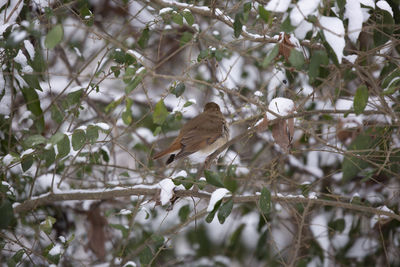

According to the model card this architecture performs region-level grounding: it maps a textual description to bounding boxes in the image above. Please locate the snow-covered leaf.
[319,16,345,63]
[183,10,195,25]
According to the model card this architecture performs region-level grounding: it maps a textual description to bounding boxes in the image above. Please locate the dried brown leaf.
[288,117,294,143]
[271,105,296,152]
[336,120,361,144]
[256,115,269,132]
[278,33,295,62]
[272,120,290,153]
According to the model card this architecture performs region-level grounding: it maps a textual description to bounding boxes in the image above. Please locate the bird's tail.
[153,141,180,160]
[153,149,171,159]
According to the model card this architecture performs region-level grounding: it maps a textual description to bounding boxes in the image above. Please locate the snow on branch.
[13,187,400,222]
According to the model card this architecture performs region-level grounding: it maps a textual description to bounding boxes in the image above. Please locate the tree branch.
[13,188,400,222]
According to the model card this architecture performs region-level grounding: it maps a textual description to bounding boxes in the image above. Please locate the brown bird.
[153,102,229,165]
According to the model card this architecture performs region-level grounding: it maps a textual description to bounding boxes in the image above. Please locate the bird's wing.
[175,114,225,159]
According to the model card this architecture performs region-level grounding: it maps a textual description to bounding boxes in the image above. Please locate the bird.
[153,102,229,165]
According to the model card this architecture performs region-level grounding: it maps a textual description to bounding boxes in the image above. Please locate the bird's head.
[204,102,221,112]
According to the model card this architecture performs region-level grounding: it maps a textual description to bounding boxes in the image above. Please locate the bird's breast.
[200,121,229,154]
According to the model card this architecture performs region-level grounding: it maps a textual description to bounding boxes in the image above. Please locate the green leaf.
[32,48,47,73]
[44,243,60,264]
[109,224,129,238]
[204,170,225,187]
[23,74,42,91]
[86,125,99,144]
[197,49,209,61]
[72,129,86,151]
[66,89,83,107]
[180,31,193,46]
[259,187,271,215]
[21,155,34,172]
[183,10,195,25]
[205,199,222,223]
[153,99,168,125]
[280,17,295,33]
[258,5,270,23]
[382,81,400,95]
[49,132,65,145]
[123,67,137,83]
[80,6,94,26]
[57,134,70,158]
[138,27,150,49]
[51,104,63,124]
[328,218,345,233]
[342,128,384,182]
[8,250,24,266]
[172,12,183,25]
[24,134,46,147]
[388,151,400,174]
[151,234,165,249]
[381,69,400,95]
[224,165,238,192]
[20,87,44,132]
[45,24,64,49]
[43,147,56,167]
[139,246,153,265]
[320,36,339,66]
[337,0,346,14]
[40,216,56,234]
[153,126,162,136]
[125,69,146,94]
[214,49,224,61]
[172,82,185,97]
[105,96,123,113]
[242,2,252,23]
[228,224,245,249]
[309,50,329,83]
[353,85,369,115]
[178,205,190,222]
[262,44,279,68]
[122,98,133,125]
[101,148,110,162]
[289,49,305,69]
[233,13,243,38]
[173,176,194,190]
[183,101,193,107]
[381,66,400,88]
[373,9,394,47]
[121,110,132,125]
[112,49,126,64]
[0,199,15,229]
[111,66,120,77]
[217,198,233,224]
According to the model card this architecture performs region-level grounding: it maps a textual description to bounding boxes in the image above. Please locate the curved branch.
[13,187,160,213]
[153,0,324,49]
[13,187,400,222]
[154,0,275,43]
